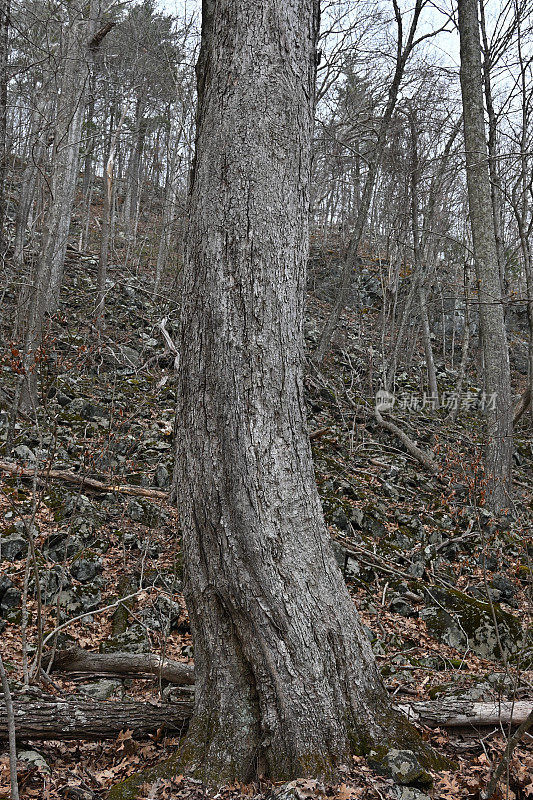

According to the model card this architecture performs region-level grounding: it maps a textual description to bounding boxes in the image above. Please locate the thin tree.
[458,0,513,510]
[175,0,433,782]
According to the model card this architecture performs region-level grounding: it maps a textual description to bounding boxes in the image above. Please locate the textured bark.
[0,695,191,741]
[458,0,513,511]
[176,0,426,784]
[0,0,9,251]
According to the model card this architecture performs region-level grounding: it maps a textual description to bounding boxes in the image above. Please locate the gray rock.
[45,533,83,562]
[382,749,432,788]
[13,445,36,462]
[421,586,523,661]
[389,788,430,800]
[100,623,151,654]
[70,556,102,583]
[127,499,144,522]
[0,586,21,611]
[389,596,418,618]
[154,464,169,488]
[17,749,50,774]
[79,679,122,700]
[1,534,27,561]
[491,574,516,601]
[55,585,102,615]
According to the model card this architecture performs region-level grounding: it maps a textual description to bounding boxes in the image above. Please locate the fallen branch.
[399,700,533,729]
[373,408,439,475]
[309,427,333,441]
[0,695,191,740]
[47,649,194,686]
[0,461,168,500]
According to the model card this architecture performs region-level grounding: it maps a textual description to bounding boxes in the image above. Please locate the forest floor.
[0,239,532,800]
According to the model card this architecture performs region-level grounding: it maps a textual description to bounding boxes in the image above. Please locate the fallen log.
[47,649,194,686]
[1,695,531,741]
[0,695,192,740]
[0,461,168,500]
[373,408,439,475]
[398,700,533,729]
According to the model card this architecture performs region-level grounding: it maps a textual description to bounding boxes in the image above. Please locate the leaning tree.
[175,0,433,783]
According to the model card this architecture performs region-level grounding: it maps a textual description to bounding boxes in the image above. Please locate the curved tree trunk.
[176,0,428,784]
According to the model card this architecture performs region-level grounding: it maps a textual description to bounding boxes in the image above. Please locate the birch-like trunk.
[176,0,429,783]
[458,0,513,510]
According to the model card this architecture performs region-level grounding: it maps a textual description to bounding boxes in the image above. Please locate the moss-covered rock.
[420,587,523,662]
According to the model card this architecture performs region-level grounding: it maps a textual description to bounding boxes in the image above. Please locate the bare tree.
[458,0,513,510]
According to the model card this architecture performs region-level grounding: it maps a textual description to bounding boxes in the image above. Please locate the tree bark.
[0,0,9,252]
[175,0,429,784]
[458,0,513,511]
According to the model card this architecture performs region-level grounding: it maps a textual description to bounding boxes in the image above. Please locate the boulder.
[420,586,523,662]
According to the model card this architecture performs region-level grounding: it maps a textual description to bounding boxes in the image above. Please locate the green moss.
[108,751,184,800]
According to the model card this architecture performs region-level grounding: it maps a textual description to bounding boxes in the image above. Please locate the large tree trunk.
[458,0,513,511]
[175,0,428,785]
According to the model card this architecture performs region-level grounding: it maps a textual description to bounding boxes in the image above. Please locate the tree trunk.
[0,0,9,251]
[458,0,513,511]
[175,0,429,784]
[409,109,438,403]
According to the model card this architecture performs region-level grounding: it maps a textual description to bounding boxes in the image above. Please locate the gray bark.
[458,0,513,510]
[175,0,426,784]
[0,0,9,251]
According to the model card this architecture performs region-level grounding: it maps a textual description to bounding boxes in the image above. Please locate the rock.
[13,444,36,462]
[70,556,102,583]
[100,623,151,654]
[389,788,430,800]
[382,749,432,788]
[17,749,50,774]
[0,575,16,597]
[389,596,418,618]
[45,533,83,562]
[0,586,21,612]
[154,464,169,488]
[79,679,122,700]
[127,499,144,522]
[1,534,27,561]
[420,586,523,661]
[491,573,516,602]
[55,585,102,615]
